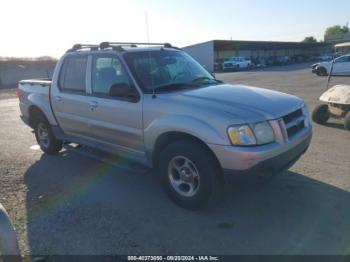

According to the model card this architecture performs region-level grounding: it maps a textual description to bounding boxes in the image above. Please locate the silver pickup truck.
[18,42,312,210]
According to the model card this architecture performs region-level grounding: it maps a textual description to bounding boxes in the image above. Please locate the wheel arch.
[317,66,328,76]
[152,131,223,180]
[28,105,48,128]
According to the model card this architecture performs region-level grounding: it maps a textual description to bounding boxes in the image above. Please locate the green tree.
[324,25,350,38]
[302,36,317,43]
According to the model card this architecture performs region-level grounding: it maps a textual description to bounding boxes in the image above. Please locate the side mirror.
[109,83,139,102]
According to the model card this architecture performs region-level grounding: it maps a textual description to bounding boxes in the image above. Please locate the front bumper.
[311,64,320,73]
[312,68,318,73]
[208,127,312,176]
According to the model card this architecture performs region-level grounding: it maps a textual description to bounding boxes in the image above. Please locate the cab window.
[59,55,87,92]
[92,56,129,94]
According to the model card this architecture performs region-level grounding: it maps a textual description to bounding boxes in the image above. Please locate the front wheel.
[312,104,330,125]
[34,116,63,154]
[159,140,220,210]
[316,67,327,76]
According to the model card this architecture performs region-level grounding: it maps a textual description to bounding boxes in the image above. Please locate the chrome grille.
[282,108,305,138]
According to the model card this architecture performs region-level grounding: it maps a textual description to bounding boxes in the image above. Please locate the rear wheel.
[159,140,220,210]
[312,104,330,125]
[344,111,350,131]
[34,116,62,154]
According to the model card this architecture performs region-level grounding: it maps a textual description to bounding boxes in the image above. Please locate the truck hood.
[178,84,304,121]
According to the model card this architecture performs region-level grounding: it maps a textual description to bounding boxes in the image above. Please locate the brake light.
[16,88,22,101]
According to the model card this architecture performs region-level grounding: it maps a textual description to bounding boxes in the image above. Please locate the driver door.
[86,54,144,153]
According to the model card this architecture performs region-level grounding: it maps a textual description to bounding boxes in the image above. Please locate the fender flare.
[27,93,58,126]
[144,115,229,164]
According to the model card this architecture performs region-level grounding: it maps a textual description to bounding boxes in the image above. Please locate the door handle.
[89,101,98,110]
[54,96,62,102]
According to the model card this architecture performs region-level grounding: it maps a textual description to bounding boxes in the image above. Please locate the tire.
[312,104,330,125]
[34,115,62,154]
[344,111,350,131]
[158,139,220,210]
[316,67,327,76]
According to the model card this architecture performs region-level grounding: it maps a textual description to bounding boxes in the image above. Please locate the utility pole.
[145,12,150,43]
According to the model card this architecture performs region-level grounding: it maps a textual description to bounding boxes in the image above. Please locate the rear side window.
[59,56,87,92]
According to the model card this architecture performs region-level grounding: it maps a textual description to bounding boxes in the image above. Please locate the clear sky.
[1,0,349,58]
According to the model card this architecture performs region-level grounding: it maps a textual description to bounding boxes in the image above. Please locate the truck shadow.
[24,151,350,255]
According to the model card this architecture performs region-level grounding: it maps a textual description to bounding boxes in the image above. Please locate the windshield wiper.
[151,77,223,94]
[191,76,223,84]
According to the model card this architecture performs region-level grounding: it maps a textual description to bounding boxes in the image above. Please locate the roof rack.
[66,42,180,53]
[66,44,99,53]
[99,42,176,50]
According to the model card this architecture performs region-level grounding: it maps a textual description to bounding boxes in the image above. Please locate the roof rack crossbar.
[99,42,174,49]
[66,44,99,53]
[66,42,180,53]
[110,42,172,46]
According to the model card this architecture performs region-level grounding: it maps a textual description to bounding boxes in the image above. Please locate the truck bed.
[18,78,57,127]
[19,78,52,87]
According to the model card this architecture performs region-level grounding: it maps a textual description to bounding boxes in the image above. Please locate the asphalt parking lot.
[0,63,350,255]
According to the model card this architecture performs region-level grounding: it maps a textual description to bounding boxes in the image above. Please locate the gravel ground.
[0,88,16,100]
[0,64,350,255]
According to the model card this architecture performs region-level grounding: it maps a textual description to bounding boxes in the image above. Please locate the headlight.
[251,121,275,145]
[302,104,311,127]
[228,125,256,146]
[228,121,274,146]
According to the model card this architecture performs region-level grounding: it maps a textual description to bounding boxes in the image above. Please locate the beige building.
[325,32,350,44]
[325,32,350,53]
[183,40,331,72]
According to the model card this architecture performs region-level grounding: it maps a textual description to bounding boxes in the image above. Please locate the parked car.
[222,56,252,71]
[250,58,263,68]
[318,54,334,61]
[266,56,277,66]
[18,42,312,210]
[275,56,290,65]
[290,54,308,63]
[214,58,225,71]
[312,54,350,76]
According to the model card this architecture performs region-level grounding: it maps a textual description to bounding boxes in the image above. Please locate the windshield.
[124,50,217,93]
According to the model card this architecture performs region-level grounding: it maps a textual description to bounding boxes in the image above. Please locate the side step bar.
[62,143,150,175]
